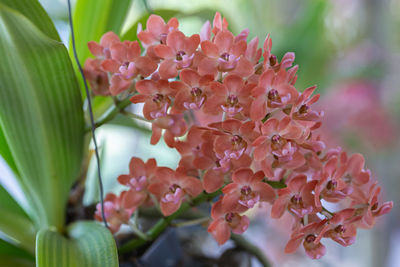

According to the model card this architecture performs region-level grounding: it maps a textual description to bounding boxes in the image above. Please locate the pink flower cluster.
[90,13,393,259]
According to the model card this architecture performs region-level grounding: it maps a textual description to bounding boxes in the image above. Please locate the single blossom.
[130,79,176,120]
[170,69,214,112]
[95,190,143,233]
[154,30,200,79]
[204,74,254,117]
[222,168,275,211]
[208,198,250,245]
[148,167,203,216]
[271,174,316,218]
[285,219,327,259]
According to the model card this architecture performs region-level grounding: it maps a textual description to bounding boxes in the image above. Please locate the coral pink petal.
[154,44,175,59]
[198,57,218,77]
[150,124,163,145]
[181,176,203,196]
[271,196,288,218]
[135,56,158,77]
[209,219,230,245]
[215,31,234,53]
[284,235,304,254]
[100,32,120,47]
[88,41,103,57]
[129,157,146,177]
[101,59,120,73]
[201,41,219,57]
[203,169,225,193]
[159,59,178,79]
[232,168,254,184]
[160,200,181,216]
[254,182,275,203]
[117,174,130,185]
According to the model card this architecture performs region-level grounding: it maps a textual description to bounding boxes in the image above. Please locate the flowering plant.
[86,12,393,260]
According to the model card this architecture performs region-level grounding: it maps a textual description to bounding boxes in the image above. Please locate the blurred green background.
[14,0,400,266]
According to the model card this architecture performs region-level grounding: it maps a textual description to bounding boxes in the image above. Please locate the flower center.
[152,93,164,103]
[290,194,302,205]
[299,104,309,114]
[305,234,316,243]
[191,87,202,97]
[240,186,252,196]
[334,224,346,234]
[176,50,186,61]
[169,183,180,193]
[268,89,280,101]
[269,55,277,66]
[326,180,337,190]
[159,33,168,44]
[220,52,230,62]
[226,95,238,106]
[225,212,234,222]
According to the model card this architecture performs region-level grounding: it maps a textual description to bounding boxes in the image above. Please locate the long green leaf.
[0,239,35,267]
[0,4,84,230]
[0,185,35,253]
[0,124,18,174]
[0,0,59,40]
[36,222,118,267]
[0,0,59,176]
[71,0,132,68]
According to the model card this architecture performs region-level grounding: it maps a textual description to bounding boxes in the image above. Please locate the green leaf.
[71,0,133,70]
[0,0,59,175]
[0,123,18,174]
[36,221,118,267]
[0,0,60,40]
[0,239,35,266]
[0,185,36,253]
[0,4,84,230]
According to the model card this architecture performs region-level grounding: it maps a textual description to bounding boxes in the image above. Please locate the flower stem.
[231,234,272,267]
[118,190,220,254]
[172,217,210,228]
[85,97,132,132]
[128,220,149,241]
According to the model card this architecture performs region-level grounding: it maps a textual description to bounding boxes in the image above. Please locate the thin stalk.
[118,190,220,254]
[172,217,210,228]
[85,97,133,132]
[231,234,272,267]
[67,0,107,229]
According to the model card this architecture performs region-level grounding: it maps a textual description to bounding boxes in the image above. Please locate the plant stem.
[118,190,220,254]
[172,217,210,228]
[85,97,132,132]
[231,234,272,267]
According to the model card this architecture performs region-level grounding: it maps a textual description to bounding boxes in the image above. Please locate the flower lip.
[334,224,346,234]
[305,234,316,243]
[299,104,309,114]
[152,93,164,103]
[169,183,180,193]
[326,180,337,190]
[176,50,186,61]
[269,55,277,66]
[220,52,230,61]
[191,87,203,97]
[226,95,239,106]
[271,134,281,144]
[290,194,302,205]
[225,212,234,222]
[268,89,280,101]
[240,185,252,196]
